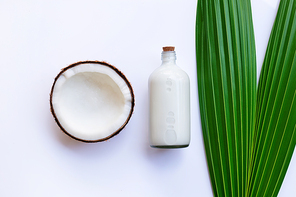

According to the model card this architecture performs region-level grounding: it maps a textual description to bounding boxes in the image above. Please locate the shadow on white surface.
[145,147,183,169]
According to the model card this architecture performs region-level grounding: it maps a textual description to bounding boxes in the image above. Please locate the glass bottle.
[149,46,190,148]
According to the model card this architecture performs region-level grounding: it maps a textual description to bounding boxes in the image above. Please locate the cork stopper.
[163,46,175,51]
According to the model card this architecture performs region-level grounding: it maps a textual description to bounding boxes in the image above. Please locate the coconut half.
[50,61,135,142]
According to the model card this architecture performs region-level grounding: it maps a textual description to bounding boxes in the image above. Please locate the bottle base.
[150,144,189,149]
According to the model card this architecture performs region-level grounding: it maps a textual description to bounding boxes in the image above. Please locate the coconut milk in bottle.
[149,46,190,148]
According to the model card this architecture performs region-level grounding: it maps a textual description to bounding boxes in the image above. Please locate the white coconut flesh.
[51,62,133,142]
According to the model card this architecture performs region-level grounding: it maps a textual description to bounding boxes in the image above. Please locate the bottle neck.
[161,51,176,64]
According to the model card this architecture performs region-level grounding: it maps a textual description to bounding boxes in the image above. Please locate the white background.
[0,0,295,196]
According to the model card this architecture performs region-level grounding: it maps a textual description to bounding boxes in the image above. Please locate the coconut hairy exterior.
[50,61,135,143]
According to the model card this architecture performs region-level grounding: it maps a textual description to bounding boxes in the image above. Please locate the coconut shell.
[50,60,135,143]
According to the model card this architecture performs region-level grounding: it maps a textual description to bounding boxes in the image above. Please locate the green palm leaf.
[196,0,256,196]
[248,0,296,196]
[196,0,296,196]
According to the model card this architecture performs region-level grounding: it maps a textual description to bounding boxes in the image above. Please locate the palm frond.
[195,0,256,196]
[248,0,296,196]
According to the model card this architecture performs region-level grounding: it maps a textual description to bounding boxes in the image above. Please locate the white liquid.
[149,50,190,148]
